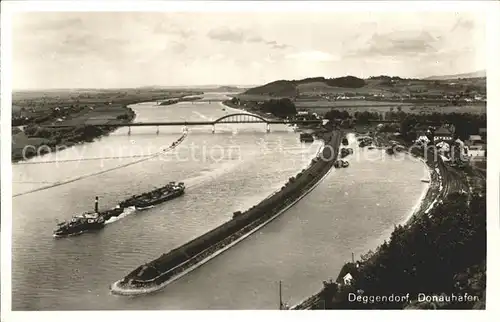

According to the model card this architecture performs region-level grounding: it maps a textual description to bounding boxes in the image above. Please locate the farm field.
[295,101,486,116]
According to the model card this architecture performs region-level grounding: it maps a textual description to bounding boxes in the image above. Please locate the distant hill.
[216,86,241,92]
[425,70,486,80]
[243,76,366,97]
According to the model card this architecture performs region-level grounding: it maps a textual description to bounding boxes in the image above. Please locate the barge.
[119,182,185,209]
[110,131,343,295]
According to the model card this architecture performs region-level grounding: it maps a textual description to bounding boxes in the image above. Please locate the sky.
[12,11,486,89]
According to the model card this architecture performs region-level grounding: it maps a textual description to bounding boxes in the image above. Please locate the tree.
[400,115,418,142]
[261,98,297,118]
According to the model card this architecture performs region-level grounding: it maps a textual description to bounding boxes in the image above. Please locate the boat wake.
[52,231,83,238]
[104,207,136,225]
[136,205,155,211]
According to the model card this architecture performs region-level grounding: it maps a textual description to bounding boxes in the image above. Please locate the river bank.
[12,89,202,163]
[222,100,278,120]
[12,106,136,163]
[110,130,342,295]
[222,100,322,134]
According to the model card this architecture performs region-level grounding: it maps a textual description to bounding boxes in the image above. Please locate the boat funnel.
[95,196,99,213]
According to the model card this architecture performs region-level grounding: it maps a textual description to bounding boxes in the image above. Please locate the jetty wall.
[122,131,341,287]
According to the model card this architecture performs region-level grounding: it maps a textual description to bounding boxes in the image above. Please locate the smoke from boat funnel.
[95,196,99,213]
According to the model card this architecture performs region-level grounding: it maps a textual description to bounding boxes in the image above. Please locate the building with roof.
[469,134,482,142]
[415,131,431,145]
[433,125,454,142]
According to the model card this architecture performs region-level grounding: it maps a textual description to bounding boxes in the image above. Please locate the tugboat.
[119,182,185,209]
[53,212,105,238]
[53,197,123,238]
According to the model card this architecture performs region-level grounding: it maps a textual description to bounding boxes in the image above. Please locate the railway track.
[290,293,323,310]
[437,157,469,199]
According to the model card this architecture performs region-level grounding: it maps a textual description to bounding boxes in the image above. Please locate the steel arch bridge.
[213,113,269,124]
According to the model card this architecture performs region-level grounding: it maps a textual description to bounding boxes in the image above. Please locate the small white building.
[343,273,353,285]
[415,132,430,145]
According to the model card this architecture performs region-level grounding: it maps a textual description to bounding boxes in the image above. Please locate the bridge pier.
[128,126,131,136]
[156,126,159,135]
[212,124,215,134]
[266,123,270,133]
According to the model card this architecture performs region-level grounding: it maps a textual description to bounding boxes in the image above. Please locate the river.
[12,93,427,310]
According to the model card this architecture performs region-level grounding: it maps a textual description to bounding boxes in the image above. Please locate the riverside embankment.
[110,130,343,295]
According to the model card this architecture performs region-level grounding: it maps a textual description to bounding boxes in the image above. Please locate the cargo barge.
[119,182,185,209]
[111,131,342,295]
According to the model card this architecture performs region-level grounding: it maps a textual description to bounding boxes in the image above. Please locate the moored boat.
[340,147,353,158]
[334,160,349,168]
